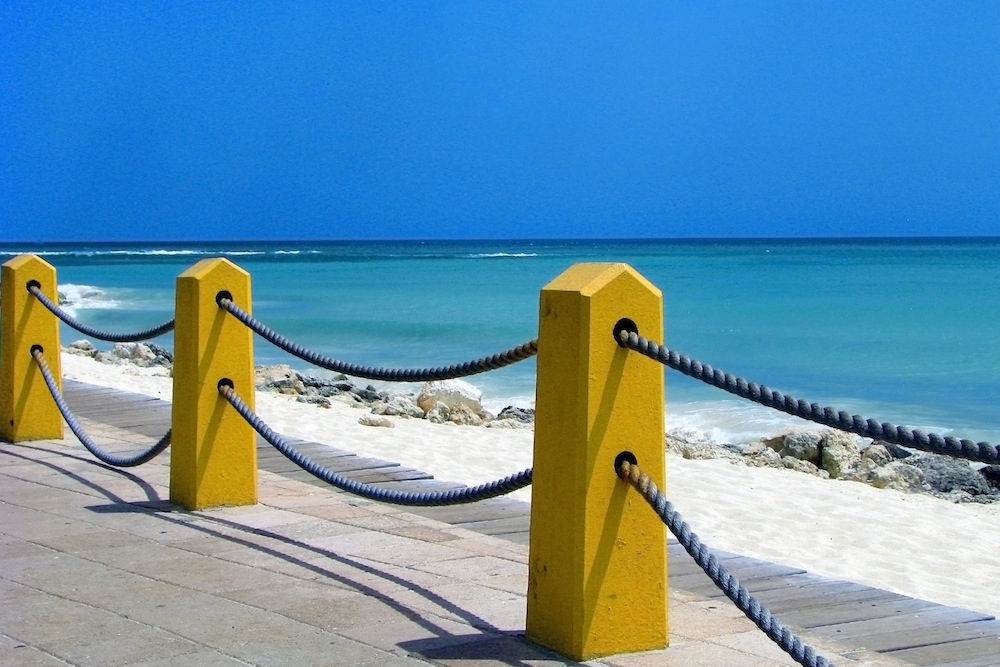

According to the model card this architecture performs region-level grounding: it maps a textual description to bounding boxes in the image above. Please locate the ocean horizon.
[3,237,999,446]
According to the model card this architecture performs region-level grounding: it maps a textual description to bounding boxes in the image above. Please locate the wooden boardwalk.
[55,379,1000,666]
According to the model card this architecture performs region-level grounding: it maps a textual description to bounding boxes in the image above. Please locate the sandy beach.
[60,352,1000,620]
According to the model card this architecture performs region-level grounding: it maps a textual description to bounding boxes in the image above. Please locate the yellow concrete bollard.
[170,258,257,510]
[0,255,63,442]
[526,263,667,660]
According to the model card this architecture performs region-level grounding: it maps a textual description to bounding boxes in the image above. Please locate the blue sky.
[3,2,1000,242]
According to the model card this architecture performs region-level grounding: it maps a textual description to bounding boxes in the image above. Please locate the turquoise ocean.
[3,238,999,446]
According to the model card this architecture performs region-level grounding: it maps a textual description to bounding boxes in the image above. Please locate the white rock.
[417,379,483,415]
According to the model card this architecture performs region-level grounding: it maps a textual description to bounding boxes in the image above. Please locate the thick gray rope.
[616,459,834,667]
[30,347,172,467]
[218,296,537,382]
[618,330,1000,465]
[219,383,532,505]
[28,283,175,342]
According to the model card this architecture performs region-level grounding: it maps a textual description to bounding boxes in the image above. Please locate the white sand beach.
[61,352,1000,619]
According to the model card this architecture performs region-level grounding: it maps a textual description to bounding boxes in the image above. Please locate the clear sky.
[3,2,1000,242]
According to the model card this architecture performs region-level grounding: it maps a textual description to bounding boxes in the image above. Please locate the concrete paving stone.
[0,503,97,542]
[477,572,530,595]
[99,547,299,594]
[229,516,368,543]
[339,615,497,657]
[295,553,456,597]
[222,579,438,633]
[0,595,199,667]
[38,527,153,554]
[201,503,321,530]
[124,649,256,666]
[0,643,73,667]
[309,530,471,567]
[284,501,389,522]
[442,535,530,563]
[598,637,794,667]
[710,630,805,665]
[222,628,437,667]
[391,581,525,633]
[416,633,581,666]
[386,523,466,543]
[0,579,49,606]
[413,555,528,581]
[666,597,764,641]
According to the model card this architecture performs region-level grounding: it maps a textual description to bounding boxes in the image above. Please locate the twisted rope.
[219,383,532,505]
[618,330,1000,465]
[218,296,537,382]
[28,283,175,342]
[31,347,171,467]
[616,459,834,667]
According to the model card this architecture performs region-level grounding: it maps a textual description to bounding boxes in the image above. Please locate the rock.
[820,431,862,479]
[861,443,893,468]
[111,342,158,366]
[354,385,383,403]
[878,441,914,460]
[781,457,825,477]
[906,455,993,496]
[66,340,97,356]
[298,371,353,396]
[255,364,305,395]
[143,343,173,365]
[448,404,484,426]
[486,419,532,429]
[761,433,787,453]
[93,351,116,365]
[296,395,331,408]
[371,394,423,418]
[425,402,450,424]
[779,431,822,464]
[496,406,535,423]
[358,415,394,428]
[666,434,725,460]
[980,465,1000,491]
[870,461,925,492]
[417,379,483,415]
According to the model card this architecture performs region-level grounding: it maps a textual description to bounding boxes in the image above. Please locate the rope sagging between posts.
[616,458,835,667]
[617,329,1000,465]
[218,382,533,505]
[217,296,538,382]
[28,283,175,343]
[30,347,172,467]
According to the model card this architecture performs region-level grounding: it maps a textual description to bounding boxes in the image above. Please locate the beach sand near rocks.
[59,352,1000,620]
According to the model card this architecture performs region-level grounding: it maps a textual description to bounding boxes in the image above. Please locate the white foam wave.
[667,400,808,445]
[58,284,120,314]
[466,252,539,259]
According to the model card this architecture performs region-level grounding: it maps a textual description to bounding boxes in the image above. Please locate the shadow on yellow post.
[0,255,63,442]
[171,258,257,510]
[527,263,667,660]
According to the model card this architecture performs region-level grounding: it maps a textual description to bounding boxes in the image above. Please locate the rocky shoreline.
[66,340,1000,504]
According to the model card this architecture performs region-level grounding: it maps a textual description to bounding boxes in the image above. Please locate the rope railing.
[217,295,538,382]
[617,329,1000,465]
[28,283,175,342]
[616,457,835,667]
[30,346,172,467]
[218,381,533,505]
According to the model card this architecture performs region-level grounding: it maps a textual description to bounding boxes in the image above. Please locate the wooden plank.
[850,619,1000,653]
[809,605,995,640]
[791,597,942,630]
[888,635,1000,666]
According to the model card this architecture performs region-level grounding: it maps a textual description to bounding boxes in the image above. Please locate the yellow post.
[526,263,667,660]
[0,255,63,442]
[170,258,257,509]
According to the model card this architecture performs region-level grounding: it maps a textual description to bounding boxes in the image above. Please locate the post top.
[541,263,661,299]
[177,257,250,281]
[1,253,56,274]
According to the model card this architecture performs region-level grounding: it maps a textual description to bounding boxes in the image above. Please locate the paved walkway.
[2,415,906,665]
